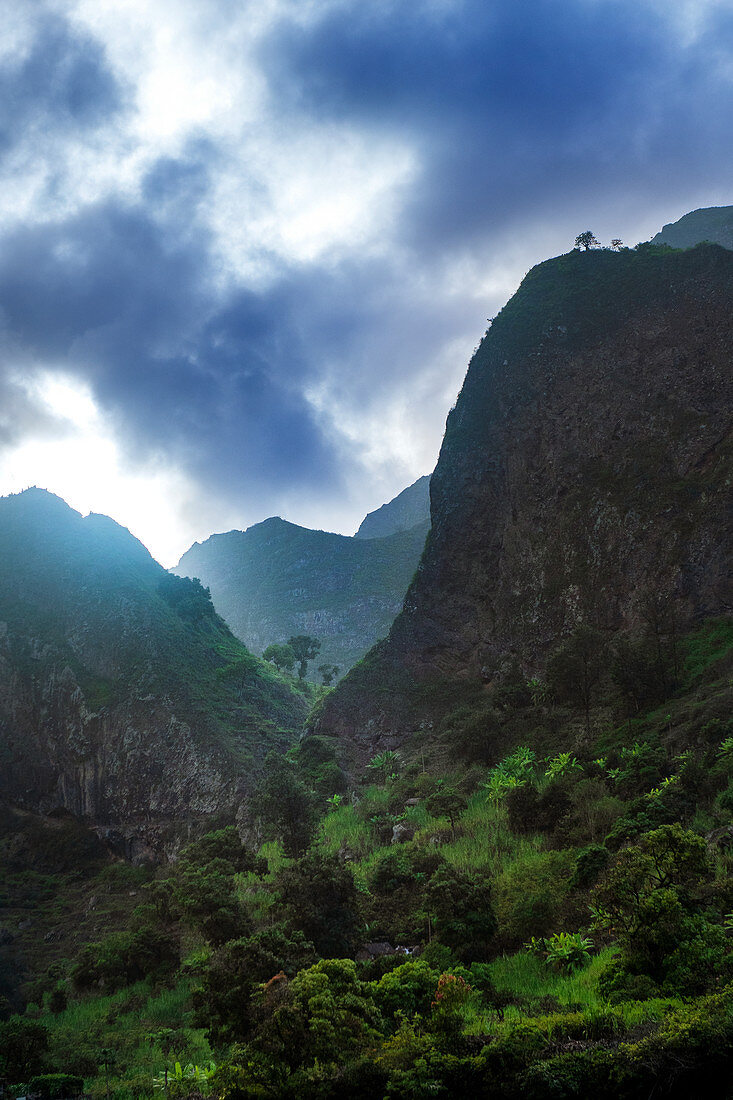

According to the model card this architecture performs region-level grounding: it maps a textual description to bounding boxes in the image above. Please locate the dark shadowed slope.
[317,242,733,761]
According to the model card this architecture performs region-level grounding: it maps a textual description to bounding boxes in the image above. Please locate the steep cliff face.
[175,515,428,674]
[355,475,431,539]
[318,243,733,753]
[0,490,308,847]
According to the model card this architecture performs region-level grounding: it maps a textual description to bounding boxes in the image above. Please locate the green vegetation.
[1,611,730,1096]
[2,234,733,1095]
[174,514,430,674]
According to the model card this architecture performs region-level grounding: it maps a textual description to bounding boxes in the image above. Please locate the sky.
[1,0,732,566]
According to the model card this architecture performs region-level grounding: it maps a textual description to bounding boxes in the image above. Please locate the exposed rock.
[356,941,395,961]
[318,243,733,760]
[706,825,733,852]
[391,822,415,844]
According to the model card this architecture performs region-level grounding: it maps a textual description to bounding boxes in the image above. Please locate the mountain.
[652,204,733,250]
[354,475,431,539]
[174,515,429,675]
[317,241,733,758]
[0,489,308,852]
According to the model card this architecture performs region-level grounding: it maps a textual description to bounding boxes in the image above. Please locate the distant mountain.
[0,489,307,851]
[355,475,431,539]
[175,513,429,676]
[652,205,733,250]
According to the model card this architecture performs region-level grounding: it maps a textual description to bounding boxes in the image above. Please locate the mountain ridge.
[175,510,429,674]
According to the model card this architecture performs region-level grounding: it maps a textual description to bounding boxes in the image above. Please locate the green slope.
[175,515,429,674]
[0,489,308,831]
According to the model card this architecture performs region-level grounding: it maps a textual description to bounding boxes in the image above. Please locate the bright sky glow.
[3,374,207,566]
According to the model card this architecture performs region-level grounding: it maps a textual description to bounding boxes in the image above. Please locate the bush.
[0,1016,49,1081]
[71,927,179,991]
[28,1075,83,1100]
[374,960,440,1022]
[495,850,573,948]
[570,845,609,889]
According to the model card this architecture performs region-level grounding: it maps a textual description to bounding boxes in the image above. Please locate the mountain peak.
[652,204,733,250]
[355,475,431,539]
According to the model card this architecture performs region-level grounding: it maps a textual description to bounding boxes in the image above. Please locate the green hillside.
[0,489,308,829]
[175,516,429,675]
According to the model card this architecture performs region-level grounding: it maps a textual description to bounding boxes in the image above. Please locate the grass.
[434,794,544,876]
[488,946,615,1010]
[318,805,374,859]
[683,617,733,683]
[41,976,213,1100]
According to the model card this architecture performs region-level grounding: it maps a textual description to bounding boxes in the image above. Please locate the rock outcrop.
[317,242,733,758]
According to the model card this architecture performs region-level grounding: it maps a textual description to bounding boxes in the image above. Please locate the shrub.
[28,1075,84,1100]
[71,927,179,991]
[374,960,440,1021]
[495,850,573,947]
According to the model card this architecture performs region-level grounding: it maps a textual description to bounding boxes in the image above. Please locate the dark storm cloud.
[0,197,346,495]
[2,0,733,529]
[0,13,123,153]
[260,0,733,247]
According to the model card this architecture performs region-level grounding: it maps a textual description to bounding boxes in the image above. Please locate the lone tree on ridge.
[575,230,600,251]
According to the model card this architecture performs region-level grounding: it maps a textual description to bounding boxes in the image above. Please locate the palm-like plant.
[367,750,401,784]
[544,752,582,779]
[543,931,593,973]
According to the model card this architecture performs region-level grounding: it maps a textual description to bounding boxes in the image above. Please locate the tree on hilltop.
[575,230,600,251]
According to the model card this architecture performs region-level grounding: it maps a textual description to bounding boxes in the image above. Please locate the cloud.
[1,0,732,557]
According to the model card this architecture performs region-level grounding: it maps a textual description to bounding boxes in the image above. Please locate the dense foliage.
[0,613,731,1097]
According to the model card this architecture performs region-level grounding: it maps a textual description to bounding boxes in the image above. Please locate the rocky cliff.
[355,475,431,539]
[317,241,733,756]
[0,490,308,852]
[175,515,429,674]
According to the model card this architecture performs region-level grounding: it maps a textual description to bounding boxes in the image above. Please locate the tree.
[425,864,496,958]
[592,824,714,985]
[193,926,315,1045]
[426,787,467,837]
[262,643,296,674]
[0,1016,49,1081]
[546,625,606,736]
[611,238,623,250]
[287,635,321,680]
[318,663,340,686]
[575,230,600,251]
[250,751,318,856]
[274,854,362,958]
